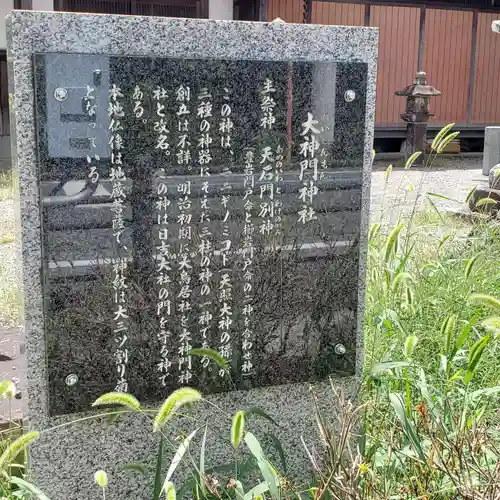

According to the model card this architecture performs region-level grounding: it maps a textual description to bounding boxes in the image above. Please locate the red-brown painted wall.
[370,5,420,125]
[422,8,473,124]
[472,12,500,124]
[268,0,303,23]
[273,0,500,127]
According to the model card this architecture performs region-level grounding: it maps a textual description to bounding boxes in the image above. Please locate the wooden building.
[269,0,500,142]
[1,0,500,157]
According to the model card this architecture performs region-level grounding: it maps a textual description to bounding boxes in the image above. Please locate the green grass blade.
[450,315,478,360]
[199,425,207,496]
[384,224,404,263]
[384,164,393,181]
[370,361,410,375]
[265,432,287,474]
[245,407,279,427]
[9,477,51,500]
[0,381,16,399]
[426,192,463,204]
[153,388,202,432]
[465,253,481,280]
[404,335,418,359]
[92,392,141,411]
[0,432,39,471]
[465,336,490,385]
[164,481,176,500]
[469,294,500,310]
[389,394,426,463]
[465,186,477,203]
[189,348,228,371]
[404,151,421,169]
[442,315,457,355]
[470,386,500,400]
[436,131,460,153]
[164,429,198,486]
[475,197,497,208]
[431,123,455,151]
[481,316,500,334]
[391,272,413,293]
[438,233,451,251]
[231,411,245,449]
[153,435,164,500]
[244,432,280,499]
[244,482,270,500]
[368,222,381,243]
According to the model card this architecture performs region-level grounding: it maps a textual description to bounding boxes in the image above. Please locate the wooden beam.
[417,6,425,71]
[466,9,478,123]
[303,0,313,23]
[314,0,500,14]
[14,0,33,8]
[259,0,268,21]
[199,0,209,18]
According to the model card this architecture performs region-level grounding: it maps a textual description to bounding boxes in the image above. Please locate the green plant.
[91,379,308,499]
[0,381,48,500]
[309,125,499,499]
[310,303,499,499]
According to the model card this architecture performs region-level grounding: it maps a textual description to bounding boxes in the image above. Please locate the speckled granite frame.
[7,11,377,500]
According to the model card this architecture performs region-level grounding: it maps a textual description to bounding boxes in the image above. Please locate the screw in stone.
[334,343,347,355]
[65,374,79,386]
[93,69,102,86]
[344,90,356,102]
[54,87,68,102]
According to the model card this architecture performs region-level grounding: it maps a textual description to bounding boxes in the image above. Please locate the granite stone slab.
[7,11,377,499]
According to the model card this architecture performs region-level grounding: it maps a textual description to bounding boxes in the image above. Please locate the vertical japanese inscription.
[241,149,255,376]
[150,84,175,387]
[298,113,321,225]
[191,85,213,369]
[258,79,282,238]
[84,84,100,185]
[217,88,234,376]
[108,84,129,393]
[176,85,194,386]
[156,175,173,386]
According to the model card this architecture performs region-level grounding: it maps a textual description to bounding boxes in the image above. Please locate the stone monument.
[7,10,377,499]
[483,126,500,176]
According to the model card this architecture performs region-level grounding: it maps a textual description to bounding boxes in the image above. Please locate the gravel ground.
[371,160,485,223]
[0,158,487,420]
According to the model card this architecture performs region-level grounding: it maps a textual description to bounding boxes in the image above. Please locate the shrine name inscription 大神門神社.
[36,55,367,415]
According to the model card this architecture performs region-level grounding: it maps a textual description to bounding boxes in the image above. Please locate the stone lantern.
[396,71,441,165]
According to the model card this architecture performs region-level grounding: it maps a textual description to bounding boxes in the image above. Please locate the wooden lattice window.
[57,0,202,18]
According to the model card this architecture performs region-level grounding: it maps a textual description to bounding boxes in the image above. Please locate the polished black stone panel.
[34,54,367,415]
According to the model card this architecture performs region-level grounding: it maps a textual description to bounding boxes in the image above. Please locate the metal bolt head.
[54,87,68,101]
[65,374,79,386]
[344,90,356,102]
[334,343,347,355]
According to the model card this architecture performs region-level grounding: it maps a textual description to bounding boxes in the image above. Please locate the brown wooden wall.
[268,0,303,23]
[311,1,364,26]
[422,9,472,124]
[279,0,500,128]
[471,12,500,123]
[370,5,420,124]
